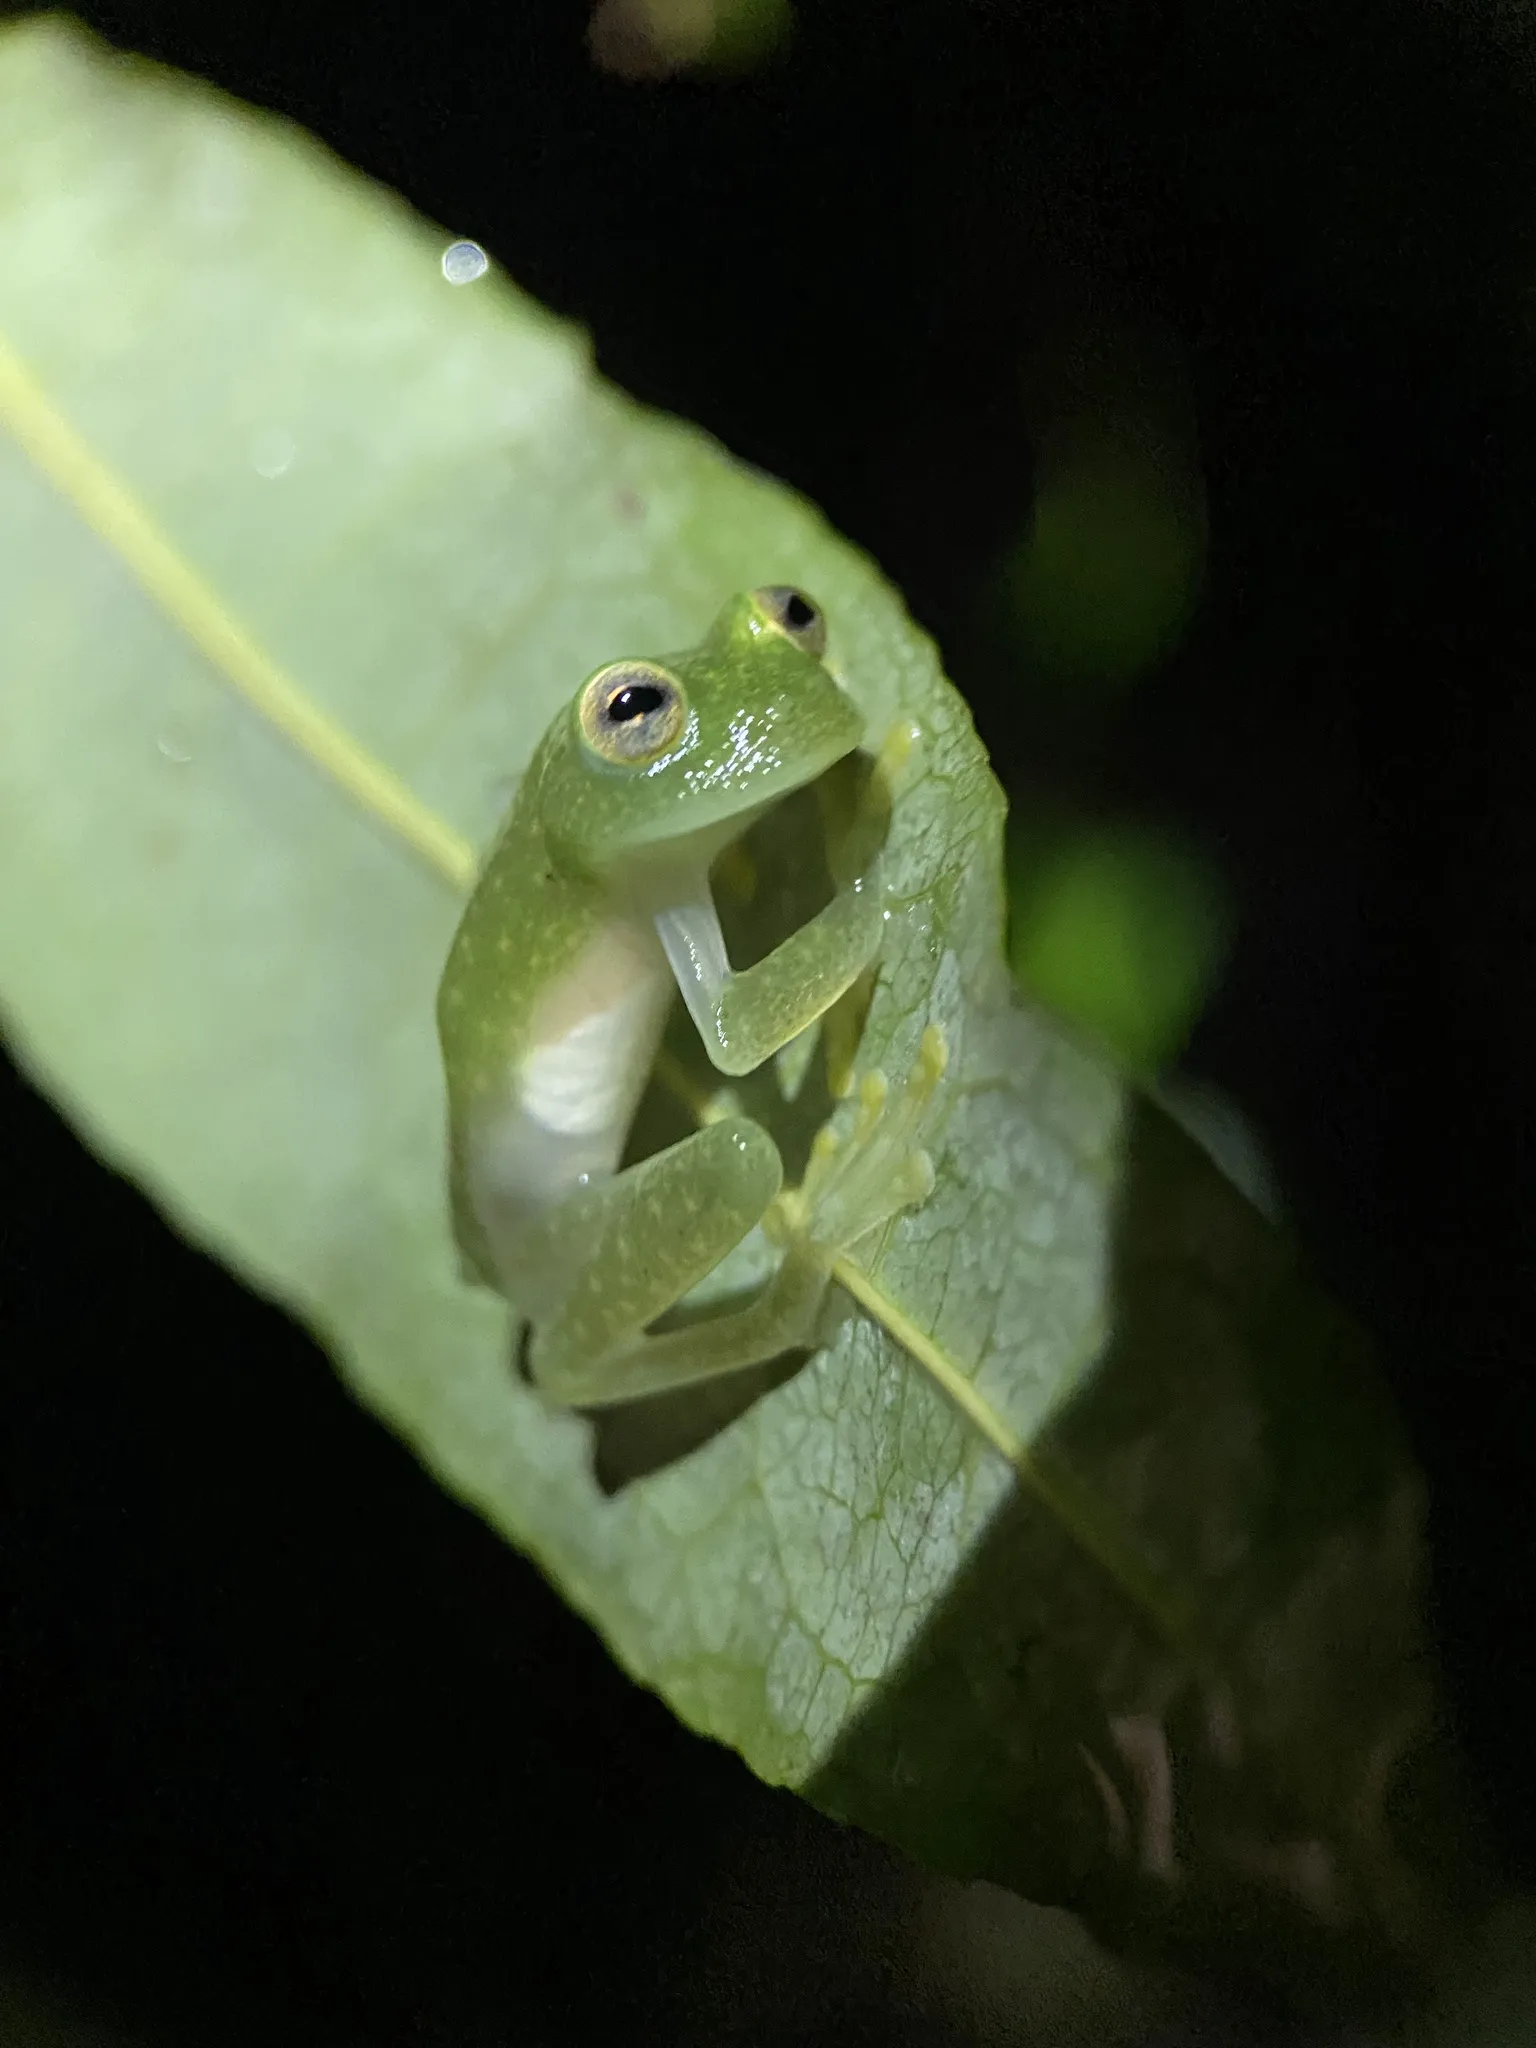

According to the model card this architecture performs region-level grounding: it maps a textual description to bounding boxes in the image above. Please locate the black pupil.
[784,593,816,630]
[607,682,666,723]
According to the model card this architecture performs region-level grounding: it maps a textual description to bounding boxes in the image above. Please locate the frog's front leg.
[514,1115,827,1408]
[652,726,918,1080]
[654,870,884,1079]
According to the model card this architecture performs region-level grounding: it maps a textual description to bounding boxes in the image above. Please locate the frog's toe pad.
[788,1024,947,1254]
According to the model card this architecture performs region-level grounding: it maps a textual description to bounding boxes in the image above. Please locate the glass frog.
[437,586,941,1408]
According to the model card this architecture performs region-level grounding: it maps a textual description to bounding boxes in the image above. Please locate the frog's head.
[536,586,865,879]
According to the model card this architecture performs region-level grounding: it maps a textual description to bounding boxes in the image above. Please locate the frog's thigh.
[536,1246,829,1409]
[529,1115,783,1406]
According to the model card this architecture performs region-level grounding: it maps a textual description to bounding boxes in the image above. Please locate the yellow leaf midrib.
[0,331,478,893]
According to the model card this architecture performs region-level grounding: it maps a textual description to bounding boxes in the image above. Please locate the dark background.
[2,0,1534,2040]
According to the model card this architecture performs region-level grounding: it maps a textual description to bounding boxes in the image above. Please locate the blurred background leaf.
[1008,817,1230,1076]
[999,320,1207,701]
[588,0,794,79]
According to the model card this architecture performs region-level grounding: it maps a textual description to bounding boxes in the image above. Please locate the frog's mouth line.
[612,715,865,865]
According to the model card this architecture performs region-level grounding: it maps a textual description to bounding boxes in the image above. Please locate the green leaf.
[998,414,1206,694]
[0,18,1484,2000]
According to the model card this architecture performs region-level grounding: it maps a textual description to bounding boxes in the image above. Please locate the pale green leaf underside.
[0,18,1454,1975]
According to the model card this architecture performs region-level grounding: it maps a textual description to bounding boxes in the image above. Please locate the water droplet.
[250,428,296,480]
[156,734,193,765]
[441,239,489,285]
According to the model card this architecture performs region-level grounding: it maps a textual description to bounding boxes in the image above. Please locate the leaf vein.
[0,329,477,892]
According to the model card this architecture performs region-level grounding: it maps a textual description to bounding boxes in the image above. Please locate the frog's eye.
[752,585,828,659]
[577,661,689,765]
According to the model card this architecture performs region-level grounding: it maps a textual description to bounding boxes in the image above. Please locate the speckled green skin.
[436,768,590,1284]
[435,590,875,1397]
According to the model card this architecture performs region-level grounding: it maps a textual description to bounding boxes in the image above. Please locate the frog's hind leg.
[524,1114,825,1410]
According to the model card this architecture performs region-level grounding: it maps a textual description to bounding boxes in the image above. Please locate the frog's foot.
[767,1023,948,1264]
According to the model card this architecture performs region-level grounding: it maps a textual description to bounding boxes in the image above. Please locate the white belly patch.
[521,978,661,1136]
[518,915,671,1143]
[469,917,674,1253]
